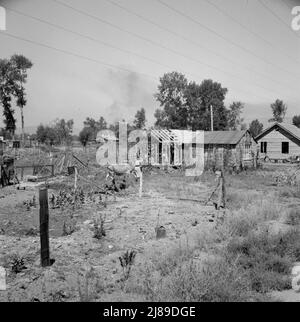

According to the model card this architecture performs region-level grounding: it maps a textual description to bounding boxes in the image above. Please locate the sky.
[0,0,300,134]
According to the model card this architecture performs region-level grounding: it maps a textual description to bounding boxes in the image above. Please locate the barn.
[255,122,300,162]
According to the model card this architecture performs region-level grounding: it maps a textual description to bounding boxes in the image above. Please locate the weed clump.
[93,214,106,239]
[10,255,27,274]
[119,250,137,281]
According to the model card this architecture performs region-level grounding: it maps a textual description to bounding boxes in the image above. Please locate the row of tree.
[153,72,300,138]
[78,108,146,147]
[35,119,74,145]
[2,57,300,146]
[154,72,240,131]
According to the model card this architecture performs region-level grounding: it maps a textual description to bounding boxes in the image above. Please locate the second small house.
[256,122,300,162]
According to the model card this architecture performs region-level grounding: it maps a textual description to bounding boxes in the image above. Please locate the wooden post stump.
[39,188,51,267]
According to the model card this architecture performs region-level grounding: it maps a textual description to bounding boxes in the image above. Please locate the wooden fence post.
[39,188,50,267]
[139,171,143,198]
[74,167,78,190]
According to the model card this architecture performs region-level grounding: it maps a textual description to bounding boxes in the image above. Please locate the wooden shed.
[204,130,257,170]
[255,122,300,162]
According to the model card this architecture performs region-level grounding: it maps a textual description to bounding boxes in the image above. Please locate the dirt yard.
[0,162,300,302]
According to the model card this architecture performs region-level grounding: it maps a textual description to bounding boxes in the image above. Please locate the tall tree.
[0,58,17,136]
[154,72,228,130]
[185,79,228,131]
[0,55,32,140]
[10,54,33,144]
[154,72,188,129]
[36,124,57,145]
[97,116,107,131]
[133,107,146,129]
[84,116,107,139]
[269,99,287,123]
[227,101,245,130]
[53,118,74,145]
[79,127,93,148]
[292,115,300,128]
[249,119,264,138]
[84,117,98,139]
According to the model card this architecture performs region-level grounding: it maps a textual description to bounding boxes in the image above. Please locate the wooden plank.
[72,154,88,168]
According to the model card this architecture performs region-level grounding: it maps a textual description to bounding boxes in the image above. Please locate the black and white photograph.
[0,0,300,305]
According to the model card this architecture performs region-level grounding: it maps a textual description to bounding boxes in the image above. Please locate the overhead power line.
[5,7,184,76]
[0,31,158,81]
[105,0,300,93]
[0,30,274,102]
[257,0,300,40]
[48,0,294,98]
[155,0,300,80]
[5,6,282,98]
[203,0,300,64]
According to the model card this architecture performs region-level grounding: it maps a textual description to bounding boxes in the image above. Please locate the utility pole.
[210,105,214,131]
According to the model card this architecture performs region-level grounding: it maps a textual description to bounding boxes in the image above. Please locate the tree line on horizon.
[1,56,300,145]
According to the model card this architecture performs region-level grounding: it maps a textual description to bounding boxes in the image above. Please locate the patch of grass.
[226,190,259,210]
[226,229,300,293]
[144,257,260,302]
[151,244,195,277]
[77,268,97,302]
[62,220,76,236]
[284,208,300,226]
[279,185,300,199]
[220,200,283,240]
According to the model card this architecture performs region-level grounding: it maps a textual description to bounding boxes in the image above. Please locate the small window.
[261,142,267,153]
[282,142,289,154]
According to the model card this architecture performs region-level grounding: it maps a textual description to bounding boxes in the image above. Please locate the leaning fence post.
[39,188,50,267]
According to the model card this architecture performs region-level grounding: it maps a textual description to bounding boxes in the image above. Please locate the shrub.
[10,255,27,274]
[149,257,255,302]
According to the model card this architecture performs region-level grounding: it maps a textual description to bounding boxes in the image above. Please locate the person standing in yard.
[207,169,226,210]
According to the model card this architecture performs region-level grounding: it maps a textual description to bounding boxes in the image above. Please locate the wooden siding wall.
[257,129,300,159]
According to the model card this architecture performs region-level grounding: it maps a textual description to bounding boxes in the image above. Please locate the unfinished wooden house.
[255,122,300,162]
[150,129,205,166]
[149,129,256,170]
